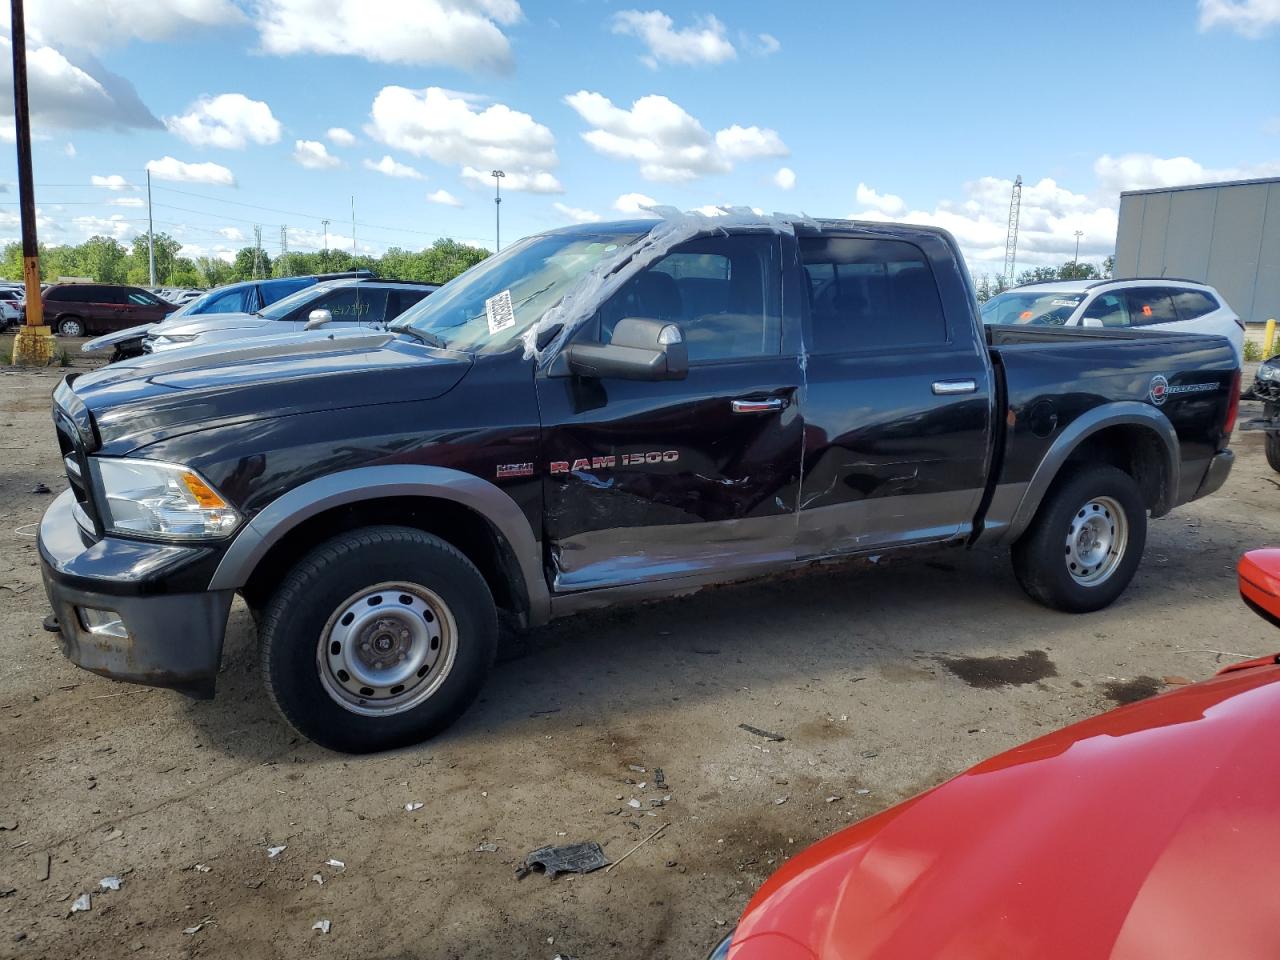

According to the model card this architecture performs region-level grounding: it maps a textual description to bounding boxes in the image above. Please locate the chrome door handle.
[731,397,786,414]
[931,379,977,395]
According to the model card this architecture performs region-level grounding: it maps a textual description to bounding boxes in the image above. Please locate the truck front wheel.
[1266,433,1280,473]
[258,525,498,753]
[1012,464,1147,613]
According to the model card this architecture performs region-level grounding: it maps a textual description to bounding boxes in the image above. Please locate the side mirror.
[564,317,688,381]
[1081,317,1103,329]
[304,308,334,330]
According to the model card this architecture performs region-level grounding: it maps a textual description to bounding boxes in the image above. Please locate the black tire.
[1267,433,1280,474]
[259,525,497,753]
[56,316,84,338]
[1012,464,1147,613]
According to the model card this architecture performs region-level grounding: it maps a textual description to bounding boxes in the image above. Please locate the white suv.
[981,279,1244,364]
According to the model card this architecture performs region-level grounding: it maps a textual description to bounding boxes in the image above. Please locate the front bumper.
[1194,449,1234,500]
[38,489,234,698]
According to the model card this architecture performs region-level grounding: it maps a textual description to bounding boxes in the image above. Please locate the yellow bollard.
[1267,318,1277,358]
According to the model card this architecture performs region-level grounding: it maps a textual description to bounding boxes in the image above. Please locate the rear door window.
[1170,288,1219,321]
[800,236,948,352]
[1123,288,1178,326]
[388,288,430,319]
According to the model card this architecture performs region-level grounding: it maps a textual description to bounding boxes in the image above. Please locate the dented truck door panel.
[794,230,994,557]
[536,233,805,591]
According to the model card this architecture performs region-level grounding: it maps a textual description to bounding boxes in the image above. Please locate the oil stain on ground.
[942,649,1058,689]
[1101,676,1163,705]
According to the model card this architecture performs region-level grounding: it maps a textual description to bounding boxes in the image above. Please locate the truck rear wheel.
[1267,434,1280,473]
[1012,464,1147,613]
[258,525,497,753]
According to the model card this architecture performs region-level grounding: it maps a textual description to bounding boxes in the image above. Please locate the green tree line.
[974,255,1114,302]
[0,233,491,290]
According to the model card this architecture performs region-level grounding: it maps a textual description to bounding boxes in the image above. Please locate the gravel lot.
[1,347,1277,960]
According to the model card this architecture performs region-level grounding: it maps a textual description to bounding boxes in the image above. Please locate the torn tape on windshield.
[521,206,816,361]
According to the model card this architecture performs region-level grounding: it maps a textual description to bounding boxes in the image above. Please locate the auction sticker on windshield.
[485,289,516,336]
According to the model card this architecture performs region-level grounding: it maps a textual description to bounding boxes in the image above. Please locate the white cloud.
[553,202,602,223]
[1093,152,1280,193]
[773,167,795,191]
[427,188,464,207]
[327,126,357,147]
[72,214,132,240]
[1198,0,1280,36]
[460,166,562,193]
[292,139,341,169]
[369,86,561,193]
[0,38,159,131]
[146,156,236,186]
[64,142,76,158]
[611,10,736,67]
[109,196,145,208]
[165,93,281,149]
[855,182,904,215]
[364,155,424,179]
[255,0,522,73]
[749,32,780,55]
[565,90,787,182]
[614,192,661,215]
[218,227,246,242]
[4,0,243,51]
[91,174,131,191]
[848,175,1118,278]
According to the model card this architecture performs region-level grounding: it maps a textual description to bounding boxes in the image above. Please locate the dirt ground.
[1,347,1277,960]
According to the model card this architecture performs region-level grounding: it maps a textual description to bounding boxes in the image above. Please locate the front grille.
[54,409,103,537]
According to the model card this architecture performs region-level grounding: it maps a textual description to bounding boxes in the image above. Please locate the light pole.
[491,169,505,251]
[1073,230,1083,265]
[146,168,156,287]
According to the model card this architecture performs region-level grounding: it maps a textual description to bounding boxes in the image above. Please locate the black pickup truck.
[38,217,1240,752]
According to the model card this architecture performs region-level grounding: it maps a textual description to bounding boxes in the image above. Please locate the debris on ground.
[627,799,641,809]
[103,829,123,842]
[605,822,670,874]
[30,482,50,494]
[855,788,870,795]
[98,876,122,891]
[739,724,785,742]
[312,919,331,934]
[475,842,498,853]
[69,893,91,914]
[0,819,17,831]
[324,858,346,871]
[405,802,424,812]
[37,852,50,882]
[825,795,842,803]
[774,796,788,805]
[654,768,667,789]
[516,842,610,880]
[0,882,16,898]
[312,873,324,885]
[626,764,646,774]
[183,917,214,935]
[191,863,212,873]
[267,845,287,859]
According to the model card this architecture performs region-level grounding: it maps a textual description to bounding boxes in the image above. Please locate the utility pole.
[350,195,356,259]
[9,0,52,364]
[1003,174,1022,286]
[321,219,329,270]
[1073,230,1083,265]
[252,224,263,279]
[491,169,505,251]
[146,168,156,287]
[279,225,288,275]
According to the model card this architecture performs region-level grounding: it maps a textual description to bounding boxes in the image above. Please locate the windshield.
[258,283,336,320]
[393,229,648,352]
[981,290,1086,326]
[168,288,222,317]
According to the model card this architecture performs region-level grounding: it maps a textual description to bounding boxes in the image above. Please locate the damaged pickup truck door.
[795,233,994,556]
[537,232,805,591]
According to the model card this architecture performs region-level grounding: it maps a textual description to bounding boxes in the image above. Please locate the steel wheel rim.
[1065,495,1128,587]
[316,581,457,717]
[63,320,82,337]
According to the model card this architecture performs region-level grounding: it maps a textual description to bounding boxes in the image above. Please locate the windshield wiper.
[390,324,447,348]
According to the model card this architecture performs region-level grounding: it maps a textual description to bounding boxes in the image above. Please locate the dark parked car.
[44,283,173,337]
[1245,353,1280,471]
[82,270,375,360]
[39,217,1238,752]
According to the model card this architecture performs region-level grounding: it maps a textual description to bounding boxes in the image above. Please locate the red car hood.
[731,662,1280,960]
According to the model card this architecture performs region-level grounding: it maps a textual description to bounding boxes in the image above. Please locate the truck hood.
[66,329,472,454]
[81,322,158,354]
[729,663,1280,959]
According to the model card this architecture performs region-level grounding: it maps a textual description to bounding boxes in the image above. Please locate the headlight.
[89,458,240,539]
[1259,362,1279,382]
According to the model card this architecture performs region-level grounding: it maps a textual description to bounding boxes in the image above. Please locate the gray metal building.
[1114,176,1280,325]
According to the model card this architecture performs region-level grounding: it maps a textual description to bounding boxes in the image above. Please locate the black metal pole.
[9,0,43,328]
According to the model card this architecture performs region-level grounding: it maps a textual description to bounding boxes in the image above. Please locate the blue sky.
[2,0,1278,278]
